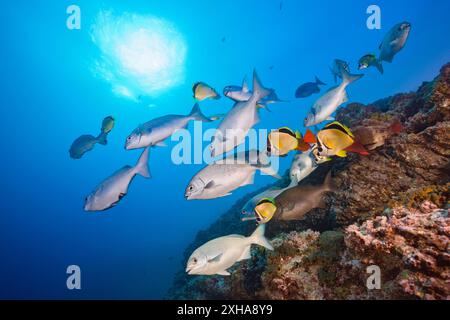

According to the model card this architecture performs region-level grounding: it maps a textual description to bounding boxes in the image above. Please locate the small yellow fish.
[254,198,277,224]
[267,127,310,156]
[101,116,115,134]
[193,82,220,101]
[303,122,368,158]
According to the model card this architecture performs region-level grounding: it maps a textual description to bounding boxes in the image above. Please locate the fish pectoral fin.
[341,91,348,104]
[205,180,219,189]
[284,202,295,211]
[326,116,335,121]
[217,270,231,276]
[336,150,347,157]
[208,253,223,263]
[389,39,399,47]
[237,246,252,262]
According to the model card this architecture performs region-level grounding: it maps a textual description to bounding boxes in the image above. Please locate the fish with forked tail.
[330,59,350,83]
[185,150,280,200]
[84,147,151,211]
[254,171,336,222]
[210,71,272,157]
[186,224,273,276]
[304,69,364,127]
[223,77,282,111]
[125,103,212,150]
[295,76,326,98]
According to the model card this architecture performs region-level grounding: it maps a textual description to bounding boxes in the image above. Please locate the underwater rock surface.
[166,63,450,300]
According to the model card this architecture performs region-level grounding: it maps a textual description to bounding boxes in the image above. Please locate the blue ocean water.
[0,0,448,299]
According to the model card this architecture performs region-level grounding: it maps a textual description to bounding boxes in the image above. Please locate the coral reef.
[345,201,450,300]
[166,63,450,300]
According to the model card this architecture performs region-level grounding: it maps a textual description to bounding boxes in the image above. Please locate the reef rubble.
[166,63,450,300]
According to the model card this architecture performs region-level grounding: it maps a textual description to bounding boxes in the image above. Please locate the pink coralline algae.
[345,201,450,300]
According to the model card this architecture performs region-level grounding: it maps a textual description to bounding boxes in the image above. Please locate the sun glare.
[91,10,187,100]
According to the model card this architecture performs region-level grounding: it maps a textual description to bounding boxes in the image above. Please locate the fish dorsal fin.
[323,121,354,138]
[242,78,249,93]
[390,39,399,47]
[192,82,201,94]
[277,127,295,137]
[341,90,348,104]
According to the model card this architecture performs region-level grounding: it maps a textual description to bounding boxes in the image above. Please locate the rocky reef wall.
[167,63,450,300]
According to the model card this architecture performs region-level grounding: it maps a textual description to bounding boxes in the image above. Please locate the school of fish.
[69,22,411,276]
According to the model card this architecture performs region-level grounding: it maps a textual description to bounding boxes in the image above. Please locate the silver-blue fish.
[125,104,211,150]
[84,147,151,211]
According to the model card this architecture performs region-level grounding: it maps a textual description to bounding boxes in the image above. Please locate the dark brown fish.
[273,171,335,221]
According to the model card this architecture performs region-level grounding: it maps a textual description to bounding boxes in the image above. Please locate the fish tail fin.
[266,91,286,103]
[374,59,384,74]
[189,103,212,122]
[345,140,369,156]
[96,132,108,145]
[315,76,326,86]
[134,147,151,178]
[323,171,337,193]
[249,224,273,250]
[259,166,281,179]
[341,68,364,86]
[389,119,404,134]
[302,129,317,144]
[251,69,272,102]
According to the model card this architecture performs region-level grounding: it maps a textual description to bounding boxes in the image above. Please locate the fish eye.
[127,136,131,140]
[193,258,197,264]
[189,186,193,191]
